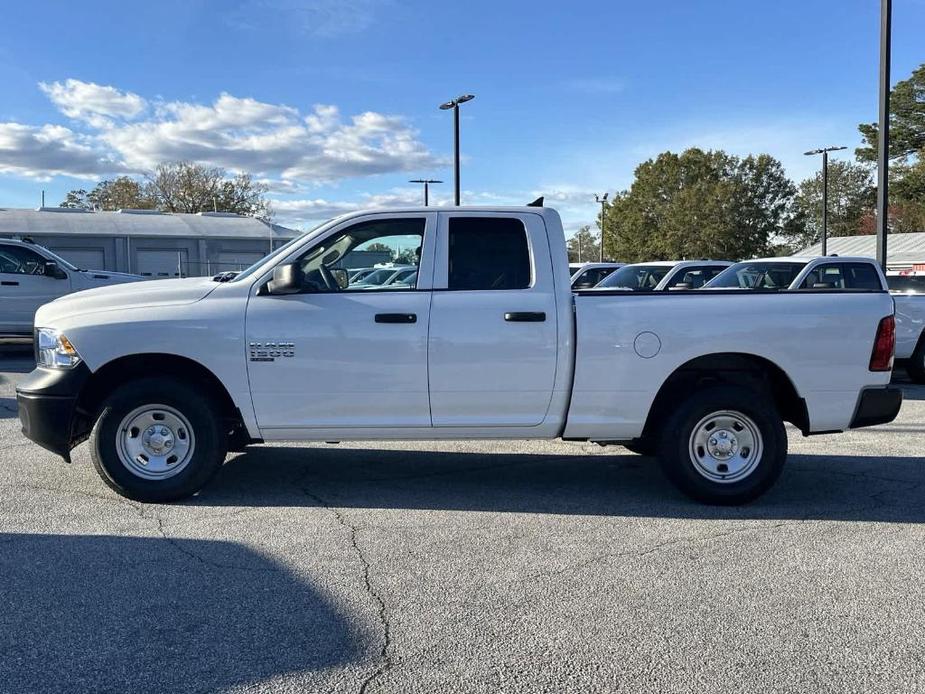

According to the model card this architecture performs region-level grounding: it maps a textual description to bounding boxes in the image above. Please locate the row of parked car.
[569,256,925,383]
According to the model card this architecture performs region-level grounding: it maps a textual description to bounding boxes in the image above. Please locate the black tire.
[89,377,227,502]
[906,339,925,384]
[656,384,787,505]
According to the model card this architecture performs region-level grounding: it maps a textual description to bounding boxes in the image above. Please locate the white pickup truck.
[705,256,925,382]
[16,207,901,505]
[0,237,142,337]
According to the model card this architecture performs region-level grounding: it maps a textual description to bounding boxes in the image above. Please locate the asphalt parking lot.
[2,345,924,694]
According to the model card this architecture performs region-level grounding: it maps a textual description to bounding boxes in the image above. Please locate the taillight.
[870,315,895,372]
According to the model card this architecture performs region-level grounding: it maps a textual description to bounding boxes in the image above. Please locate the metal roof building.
[0,207,299,278]
[799,233,925,270]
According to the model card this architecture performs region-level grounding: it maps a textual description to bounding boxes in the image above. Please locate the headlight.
[36,328,82,369]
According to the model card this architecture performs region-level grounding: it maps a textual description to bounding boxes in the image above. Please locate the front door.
[246,214,435,431]
[427,213,559,427]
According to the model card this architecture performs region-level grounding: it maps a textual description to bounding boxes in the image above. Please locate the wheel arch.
[641,352,809,441]
[72,353,250,449]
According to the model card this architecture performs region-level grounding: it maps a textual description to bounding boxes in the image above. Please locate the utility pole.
[439,94,475,205]
[595,193,609,262]
[409,179,442,206]
[876,0,892,271]
[803,146,846,256]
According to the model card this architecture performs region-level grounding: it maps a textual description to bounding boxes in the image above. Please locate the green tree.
[783,161,875,249]
[146,162,271,219]
[603,148,796,262]
[59,162,272,219]
[566,225,600,263]
[60,177,155,210]
[857,63,925,162]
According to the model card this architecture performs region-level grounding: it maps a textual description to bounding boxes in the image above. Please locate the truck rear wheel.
[656,385,787,504]
[89,377,227,502]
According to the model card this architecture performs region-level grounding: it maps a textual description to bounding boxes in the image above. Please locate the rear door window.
[448,218,531,290]
[801,263,882,290]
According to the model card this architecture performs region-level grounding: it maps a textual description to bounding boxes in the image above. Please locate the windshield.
[230,219,332,283]
[358,268,399,285]
[706,262,807,289]
[596,264,671,290]
[35,244,78,271]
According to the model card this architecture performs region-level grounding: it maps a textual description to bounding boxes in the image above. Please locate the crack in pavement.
[296,470,393,694]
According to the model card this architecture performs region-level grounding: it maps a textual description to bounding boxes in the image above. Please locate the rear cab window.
[799,262,883,290]
[447,217,531,290]
[665,265,726,289]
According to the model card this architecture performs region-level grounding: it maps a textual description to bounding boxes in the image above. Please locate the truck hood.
[36,277,220,326]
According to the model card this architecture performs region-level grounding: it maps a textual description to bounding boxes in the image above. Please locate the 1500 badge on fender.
[249,342,295,362]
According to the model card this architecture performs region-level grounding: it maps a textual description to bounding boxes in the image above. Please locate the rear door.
[427,212,558,427]
[0,243,70,334]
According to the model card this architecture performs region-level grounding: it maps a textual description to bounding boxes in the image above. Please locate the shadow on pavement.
[186,446,925,523]
[0,533,366,693]
[0,397,17,419]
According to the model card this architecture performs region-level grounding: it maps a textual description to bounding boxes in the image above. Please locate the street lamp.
[595,193,609,262]
[409,179,442,206]
[876,0,892,270]
[803,146,847,256]
[439,94,475,205]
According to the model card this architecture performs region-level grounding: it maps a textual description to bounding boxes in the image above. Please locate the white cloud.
[39,79,146,128]
[0,122,124,178]
[0,81,442,183]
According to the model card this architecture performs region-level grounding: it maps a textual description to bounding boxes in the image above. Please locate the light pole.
[595,193,609,262]
[876,0,892,271]
[804,146,846,256]
[439,94,475,205]
[409,179,442,206]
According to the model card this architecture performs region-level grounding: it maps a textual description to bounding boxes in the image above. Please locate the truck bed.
[564,289,896,440]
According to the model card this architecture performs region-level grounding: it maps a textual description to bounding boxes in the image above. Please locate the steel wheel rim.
[116,404,196,480]
[688,409,763,484]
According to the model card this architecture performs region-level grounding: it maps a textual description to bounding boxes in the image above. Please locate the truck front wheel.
[656,385,787,504]
[89,377,228,502]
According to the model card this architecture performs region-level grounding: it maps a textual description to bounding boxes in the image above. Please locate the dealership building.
[0,207,299,278]
[799,232,925,271]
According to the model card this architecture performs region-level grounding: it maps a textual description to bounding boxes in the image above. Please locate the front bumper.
[16,363,90,461]
[850,386,903,429]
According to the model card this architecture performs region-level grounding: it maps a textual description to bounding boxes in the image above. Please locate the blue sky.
[0,0,922,234]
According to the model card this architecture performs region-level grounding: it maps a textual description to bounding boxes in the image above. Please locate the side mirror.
[44,261,67,280]
[330,268,349,290]
[266,263,303,295]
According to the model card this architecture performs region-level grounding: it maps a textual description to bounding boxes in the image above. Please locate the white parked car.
[705,256,925,382]
[593,260,732,291]
[884,271,925,382]
[17,207,899,505]
[0,238,142,337]
[570,262,625,289]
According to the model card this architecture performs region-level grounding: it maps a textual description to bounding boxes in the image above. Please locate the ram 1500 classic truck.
[705,256,925,383]
[16,207,902,505]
